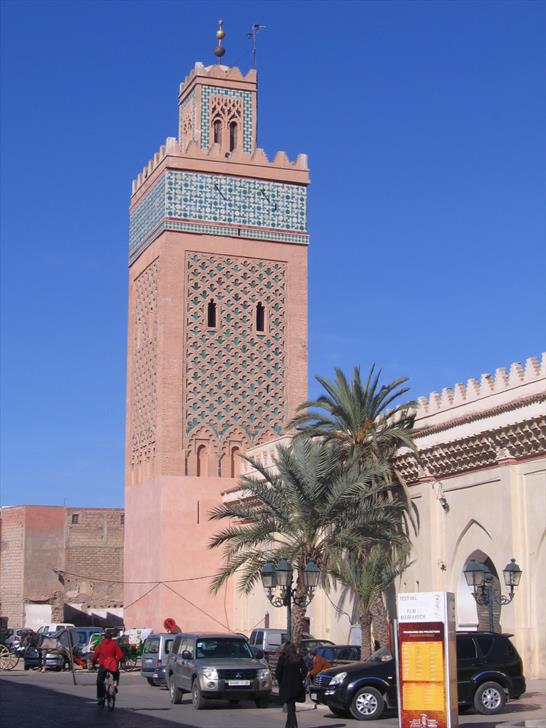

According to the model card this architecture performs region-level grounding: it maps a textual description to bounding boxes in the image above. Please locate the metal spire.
[247,23,266,68]
[214,19,226,62]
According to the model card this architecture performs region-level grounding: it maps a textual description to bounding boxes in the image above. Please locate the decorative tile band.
[129,170,308,262]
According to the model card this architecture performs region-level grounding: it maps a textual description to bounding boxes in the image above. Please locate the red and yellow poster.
[396,593,458,728]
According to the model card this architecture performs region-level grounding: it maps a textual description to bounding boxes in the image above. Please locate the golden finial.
[214,19,226,61]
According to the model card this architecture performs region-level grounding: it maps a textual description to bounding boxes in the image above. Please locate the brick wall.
[64,509,124,606]
[0,508,26,627]
[0,506,125,628]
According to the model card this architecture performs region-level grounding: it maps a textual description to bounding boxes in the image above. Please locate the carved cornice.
[396,415,546,483]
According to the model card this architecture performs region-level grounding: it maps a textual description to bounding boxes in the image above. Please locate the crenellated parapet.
[414,354,545,429]
[131,137,308,196]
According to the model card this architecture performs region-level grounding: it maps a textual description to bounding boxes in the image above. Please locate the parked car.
[4,628,35,652]
[24,646,66,671]
[141,632,180,686]
[310,632,526,720]
[314,644,361,667]
[36,622,75,635]
[166,632,272,709]
[248,628,288,659]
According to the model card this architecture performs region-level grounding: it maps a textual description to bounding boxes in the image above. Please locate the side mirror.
[182,650,192,660]
[255,649,264,660]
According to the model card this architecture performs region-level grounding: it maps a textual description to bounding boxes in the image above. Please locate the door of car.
[456,635,479,703]
[177,637,195,691]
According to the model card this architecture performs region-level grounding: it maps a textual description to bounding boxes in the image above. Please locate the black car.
[310,632,526,720]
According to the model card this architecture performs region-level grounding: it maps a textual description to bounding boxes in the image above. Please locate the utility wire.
[162,583,230,631]
[53,568,217,585]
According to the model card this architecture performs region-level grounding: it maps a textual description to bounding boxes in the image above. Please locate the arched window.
[213,119,222,145]
[229,121,238,152]
[207,299,217,328]
[230,447,240,478]
[197,445,208,477]
[256,302,265,332]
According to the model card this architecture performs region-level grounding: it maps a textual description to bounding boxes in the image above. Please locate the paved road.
[0,670,544,728]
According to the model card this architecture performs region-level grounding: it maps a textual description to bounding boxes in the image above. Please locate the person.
[275,642,308,728]
[307,648,332,680]
[92,629,124,706]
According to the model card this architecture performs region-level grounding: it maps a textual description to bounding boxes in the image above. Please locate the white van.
[36,623,75,635]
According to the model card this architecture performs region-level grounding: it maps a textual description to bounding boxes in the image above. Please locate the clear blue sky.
[1,1,544,508]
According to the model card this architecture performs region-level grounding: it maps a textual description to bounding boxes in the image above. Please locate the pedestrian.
[275,641,308,728]
[307,649,332,680]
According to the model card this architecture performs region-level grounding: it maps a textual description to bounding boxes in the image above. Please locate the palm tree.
[289,365,419,651]
[330,542,412,658]
[208,437,407,645]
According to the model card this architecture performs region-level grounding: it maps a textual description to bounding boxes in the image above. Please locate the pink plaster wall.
[124,475,236,631]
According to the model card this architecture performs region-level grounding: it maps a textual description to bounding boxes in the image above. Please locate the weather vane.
[247,23,266,68]
[214,19,226,62]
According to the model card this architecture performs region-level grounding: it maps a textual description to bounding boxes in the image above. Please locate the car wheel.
[255,696,269,708]
[169,677,183,704]
[24,665,30,671]
[350,686,385,720]
[192,679,206,710]
[474,681,506,715]
[147,678,157,687]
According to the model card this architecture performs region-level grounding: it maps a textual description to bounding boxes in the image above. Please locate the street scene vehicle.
[314,644,361,667]
[166,632,272,709]
[23,646,66,671]
[310,632,526,720]
[141,632,180,686]
[36,623,75,634]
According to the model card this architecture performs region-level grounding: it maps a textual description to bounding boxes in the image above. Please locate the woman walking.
[275,642,308,728]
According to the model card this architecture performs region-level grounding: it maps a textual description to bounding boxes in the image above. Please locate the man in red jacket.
[92,629,124,705]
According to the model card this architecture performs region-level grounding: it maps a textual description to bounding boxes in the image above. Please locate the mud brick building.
[0,505,124,629]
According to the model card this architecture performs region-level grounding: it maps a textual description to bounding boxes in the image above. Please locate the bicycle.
[103,671,117,711]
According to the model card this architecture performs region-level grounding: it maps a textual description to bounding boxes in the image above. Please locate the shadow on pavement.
[0,679,204,728]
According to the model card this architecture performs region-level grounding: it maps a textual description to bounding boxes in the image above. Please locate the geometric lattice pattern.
[201,86,253,152]
[129,170,308,261]
[179,90,196,145]
[184,251,286,449]
[131,259,159,464]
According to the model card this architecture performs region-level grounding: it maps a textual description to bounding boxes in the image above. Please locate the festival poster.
[396,593,458,728]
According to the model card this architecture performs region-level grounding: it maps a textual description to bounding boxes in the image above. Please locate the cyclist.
[92,629,124,706]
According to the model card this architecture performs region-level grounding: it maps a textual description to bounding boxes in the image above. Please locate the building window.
[229,121,238,151]
[120,515,125,526]
[197,445,208,477]
[256,302,265,332]
[230,446,241,478]
[71,514,79,525]
[213,119,222,145]
[207,299,217,328]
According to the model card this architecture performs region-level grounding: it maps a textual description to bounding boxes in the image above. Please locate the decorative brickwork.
[179,90,195,146]
[184,251,287,458]
[201,86,253,152]
[131,259,159,465]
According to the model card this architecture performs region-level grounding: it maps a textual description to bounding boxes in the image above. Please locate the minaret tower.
[124,26,309,629]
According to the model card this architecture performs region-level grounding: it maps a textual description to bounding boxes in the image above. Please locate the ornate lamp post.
[260,558,321,640]
[464,558,522,632]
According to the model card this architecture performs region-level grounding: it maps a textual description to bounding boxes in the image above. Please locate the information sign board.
[396,592,457,728]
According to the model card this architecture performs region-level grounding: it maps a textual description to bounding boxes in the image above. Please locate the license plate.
[227,679,250,686]
[311,692,318,701]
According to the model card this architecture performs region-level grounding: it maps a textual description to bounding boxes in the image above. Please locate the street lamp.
[260,558,320,640]
[464,558,522,632]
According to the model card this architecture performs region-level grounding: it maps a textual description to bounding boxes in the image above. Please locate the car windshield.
[366,646,393,662]
[196,638,253,659]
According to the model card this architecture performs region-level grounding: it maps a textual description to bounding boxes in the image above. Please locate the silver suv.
[167,632,272,710]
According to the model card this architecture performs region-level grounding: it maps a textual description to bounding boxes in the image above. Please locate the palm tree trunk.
[291,575,308,646]
[370,592,389,649]
[360,610,372,660]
